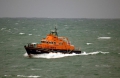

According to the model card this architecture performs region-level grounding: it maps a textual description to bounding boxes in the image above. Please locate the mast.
[55,26,58,36]
[49,26,58,36]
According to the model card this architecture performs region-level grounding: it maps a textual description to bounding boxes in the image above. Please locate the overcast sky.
[0,0,120,18]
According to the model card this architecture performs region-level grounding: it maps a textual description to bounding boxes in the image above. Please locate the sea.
[0,18,120,78]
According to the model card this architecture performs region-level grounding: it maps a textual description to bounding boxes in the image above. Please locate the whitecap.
[28,34,32,36]
[31,68,41,70]
[86,43,92,45]
[95,64,110,67]
[19,33,25,35]
[4,75,11,77]
[1,28,6,30]
[98,37,111,39]
[17,75,41,78]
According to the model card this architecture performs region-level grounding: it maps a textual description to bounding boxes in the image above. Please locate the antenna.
[54,25,58,36]
[55,25,57,32]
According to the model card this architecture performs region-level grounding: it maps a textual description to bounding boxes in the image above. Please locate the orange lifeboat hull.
[24,27,81,57]
[24,45,81,57]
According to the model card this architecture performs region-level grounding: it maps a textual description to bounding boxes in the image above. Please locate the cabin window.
[51,42,53,44]
[47,41,56,44]
[59,43,63,45]
[48,42,53,44]
[41,41,46,43]
[54,42,56,44]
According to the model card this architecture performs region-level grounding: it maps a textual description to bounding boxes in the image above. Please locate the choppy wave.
[1,28,6,30]
[95,64,111,67]
[31,68,42,70]
[28,34,32,36]
[98,37,111,39]
[24,51,109,59]
[17,75,41,78]
[19,33,25,35]
[86,43,92,45]
[4,75,41,78]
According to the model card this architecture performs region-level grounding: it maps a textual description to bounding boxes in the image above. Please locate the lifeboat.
[24,27,81,57]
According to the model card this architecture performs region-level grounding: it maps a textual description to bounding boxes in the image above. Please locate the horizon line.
[0,17,120,19]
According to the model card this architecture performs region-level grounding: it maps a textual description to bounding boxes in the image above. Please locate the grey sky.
[0,0,120,18]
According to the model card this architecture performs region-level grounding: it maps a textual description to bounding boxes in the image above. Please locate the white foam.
[19,33,25,35]
[24,53,28,57]
[28,34,32,36]
[17,75,40,78]
[31,68,41,70]
[95,64,111,67]
[98,37,111,39]
[1,28,6,30]
[24,51,109,59]
[87,51,100,55]
[86,43,92,45]
[4,75,11,77]
[101,52,109,54]
[88,51,109,55]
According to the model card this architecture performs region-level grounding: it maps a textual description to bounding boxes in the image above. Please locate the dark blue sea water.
[0,18,120,78]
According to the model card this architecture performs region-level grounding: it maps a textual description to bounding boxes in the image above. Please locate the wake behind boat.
[24,27,81,57]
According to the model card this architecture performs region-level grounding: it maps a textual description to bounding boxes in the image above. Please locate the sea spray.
[24,51,109,59]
